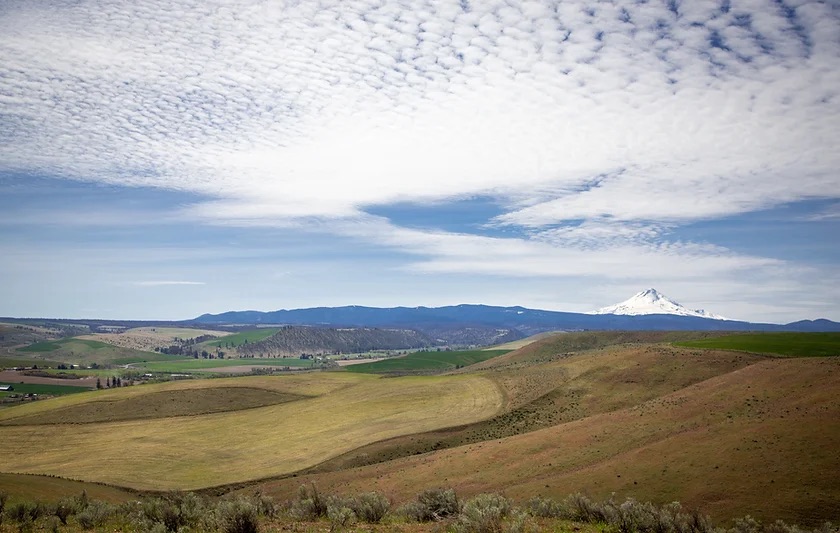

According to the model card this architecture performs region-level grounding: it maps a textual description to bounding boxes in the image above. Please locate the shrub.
[53,497,78,525]
[76,500,112,530]
[0,491,7,526]
[526,496,567,519]
[453,493,512,533]
[327,503,356,532]
[290,483,328,520]
[346,492,390,523]
[136,493,208,532]
[7,501,43,523]
[401,488,460,521]
[217,498,260,533]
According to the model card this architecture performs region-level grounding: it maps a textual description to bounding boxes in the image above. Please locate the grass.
[15,337,165,366]
[0,472,137,504]
[344,349,510,373]
[0,372,503,490]
[0,382,92,396]
[0,356,65,368]
[256,352,840,527]
[203,328,280,348]
[675,332,840,357]
[1,387,304,424]
[137,357,317,372]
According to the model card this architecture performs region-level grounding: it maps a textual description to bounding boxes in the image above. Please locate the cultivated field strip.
[0,373,503,490]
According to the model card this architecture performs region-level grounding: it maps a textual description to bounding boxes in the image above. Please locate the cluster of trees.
[95,376,125,389]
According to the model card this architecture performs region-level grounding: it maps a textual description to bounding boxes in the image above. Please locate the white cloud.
[1,0,838,319]
[130,281,205,287]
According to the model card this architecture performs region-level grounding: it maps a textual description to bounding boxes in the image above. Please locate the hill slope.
[250,338,840,526]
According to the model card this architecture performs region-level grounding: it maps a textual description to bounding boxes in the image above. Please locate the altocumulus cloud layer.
[1,0,838,320]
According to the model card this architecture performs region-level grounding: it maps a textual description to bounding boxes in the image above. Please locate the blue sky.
[1,0,838,322]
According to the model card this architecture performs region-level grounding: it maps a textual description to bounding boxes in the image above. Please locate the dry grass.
[0,387,304,425]
[252,356,840,527]
[0,373,503,491]
[80,326,229,352]
[0,472,136,504]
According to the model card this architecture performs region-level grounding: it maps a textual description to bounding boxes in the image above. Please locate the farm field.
[675,332,840,357]
[16,337,176,366]
[0,472,137,505]
[0,372,503,490]
[344,349,509,373]
[0,382,92,397]
[0,356,65,368]
[136,356,317,373]
[81,326,229,352]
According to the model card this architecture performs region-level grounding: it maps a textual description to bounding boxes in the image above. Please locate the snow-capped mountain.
[590,289,729,320]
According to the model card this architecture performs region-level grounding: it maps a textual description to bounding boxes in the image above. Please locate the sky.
[1,0,838,323]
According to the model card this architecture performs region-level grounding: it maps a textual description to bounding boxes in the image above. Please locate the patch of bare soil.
[0,370,96,387]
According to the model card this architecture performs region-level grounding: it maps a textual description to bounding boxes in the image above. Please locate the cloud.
[1,0,838,319]
[130,281,205,287]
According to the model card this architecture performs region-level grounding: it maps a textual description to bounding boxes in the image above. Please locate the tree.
[96,378,102,389]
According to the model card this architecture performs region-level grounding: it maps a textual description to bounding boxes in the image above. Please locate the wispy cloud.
[130,281,205,287]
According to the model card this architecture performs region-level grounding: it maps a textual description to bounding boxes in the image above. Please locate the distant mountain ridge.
[590,288,729,320]
[194,302,840,334]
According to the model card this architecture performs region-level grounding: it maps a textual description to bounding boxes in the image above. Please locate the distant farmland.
[675,332,840,357]
[345,349,509,373]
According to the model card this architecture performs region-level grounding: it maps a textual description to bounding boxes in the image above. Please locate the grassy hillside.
[0,373,502,490]
[0,473,136,504]
[2,330,838,527]
[345,349,509,374]
[308,343,761,473]
[254,355,840,526]
[675,332,840,357]
[16,337,179,365]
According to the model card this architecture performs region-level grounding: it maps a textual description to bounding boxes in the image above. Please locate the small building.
[0,385,14,391]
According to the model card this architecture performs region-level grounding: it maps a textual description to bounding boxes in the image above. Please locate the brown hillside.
[301,343,761,474]
[252,356,840,527]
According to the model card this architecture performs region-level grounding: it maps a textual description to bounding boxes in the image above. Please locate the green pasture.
[202,328,280,348]
[18,338,109,352]
[137,357,317,373]
[0,382,92,397]
[0,357,65,369]
[675,332,840,358]
[16,337,169,365]
[344,349,510,374]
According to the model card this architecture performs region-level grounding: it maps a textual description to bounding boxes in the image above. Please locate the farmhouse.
[0,385,13,391]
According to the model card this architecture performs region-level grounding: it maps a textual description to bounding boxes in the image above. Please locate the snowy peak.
[591,289,729,320]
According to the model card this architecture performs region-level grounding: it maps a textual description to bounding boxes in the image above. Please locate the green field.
[0,382,92,396]
[675,332,840,357]
[18,338,109,352]
[137,356,317,372]
[344,349,510,373]
[0,357,65,368]
[15,337,174,366]
[203,328,280,348]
